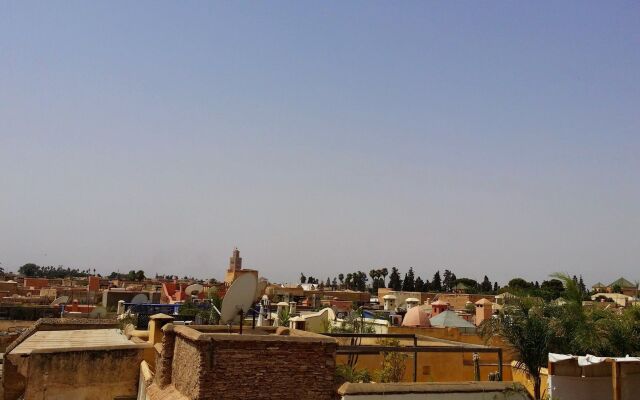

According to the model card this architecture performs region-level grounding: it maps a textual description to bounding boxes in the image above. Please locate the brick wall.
[157,325,337,400]
[23,277,50,289]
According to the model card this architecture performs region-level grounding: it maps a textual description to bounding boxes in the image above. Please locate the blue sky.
[1,1,638,285]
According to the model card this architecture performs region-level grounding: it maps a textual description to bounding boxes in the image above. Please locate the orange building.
[23,278,49,290]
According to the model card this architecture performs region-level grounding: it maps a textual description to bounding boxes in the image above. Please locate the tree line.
[17,263,93,278]
[108,270,146,282]
[300,267,593,299]
[301,267,501,294]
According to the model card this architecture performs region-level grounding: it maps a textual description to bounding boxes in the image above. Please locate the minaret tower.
[229,247,242,271]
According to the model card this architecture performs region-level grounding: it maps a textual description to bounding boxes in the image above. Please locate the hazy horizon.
[1,2,638,286]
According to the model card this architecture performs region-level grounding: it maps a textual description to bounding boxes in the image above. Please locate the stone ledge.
[338,381,529,395]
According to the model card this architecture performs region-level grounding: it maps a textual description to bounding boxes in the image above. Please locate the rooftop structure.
[9,328,145,355]
[2,318,132,400]
[401,305,431,327]
[592,277,639,297]
[429,310,476,330]
[147,324,337,400]
[547,353,640,400]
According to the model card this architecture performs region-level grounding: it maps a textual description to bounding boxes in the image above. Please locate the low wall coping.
[338,382,529,396]
[170,324,336,345]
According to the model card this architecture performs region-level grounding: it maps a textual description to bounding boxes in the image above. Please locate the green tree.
[402,267,415,291]
[369,269,378,291]
[540,279,564,300]
[480,276,492,292]
[388,267,402,291]
[549,273,640,357]
[375,338,408,383]
[480,298,554,399]
[507,278,533,293]
[415,276,425,292]
[135,270,146,282]
[431,270,442,292]
[380,268,389,287]
[442,269,452,291]
[454,278,478,293]
[18,263,41,277]
[300,273,307,284]
[355,271,368,292]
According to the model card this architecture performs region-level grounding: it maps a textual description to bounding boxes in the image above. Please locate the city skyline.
[1,2,638,285]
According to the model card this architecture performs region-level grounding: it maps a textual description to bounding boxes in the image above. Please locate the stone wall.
[171,333,204,398]
[18,348,142,400]
[155,325,337,400]
[338,382,532,400]
[3,318,119,400]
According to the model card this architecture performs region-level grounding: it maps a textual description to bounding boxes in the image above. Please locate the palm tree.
[345,273,353,290]
[480,298,554,399]
[369,269,377,290]
[381,268,388,287]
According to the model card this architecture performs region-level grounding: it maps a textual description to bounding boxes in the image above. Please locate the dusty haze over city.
[1,2,638,285]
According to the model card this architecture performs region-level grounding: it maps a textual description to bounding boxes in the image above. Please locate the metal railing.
[325,332,503,382]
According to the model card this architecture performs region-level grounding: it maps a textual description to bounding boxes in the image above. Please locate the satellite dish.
[220,274,258,325]
[185,284,204,296]
[51,296,69,306]
[89,306,107,318]
[131,293,149,304]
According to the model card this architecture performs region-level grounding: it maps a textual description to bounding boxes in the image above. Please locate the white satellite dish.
[184,284,204,296]
[51,296,69,306]
[131,293,149,304]
[89,306,107,318]
[220,274,258,326]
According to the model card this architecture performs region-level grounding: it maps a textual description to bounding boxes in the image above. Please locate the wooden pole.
[413,335,418,382]
[612,360,621,400]
[498,349,503,381]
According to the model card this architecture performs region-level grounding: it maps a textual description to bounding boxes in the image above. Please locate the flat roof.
[9,329,150,355]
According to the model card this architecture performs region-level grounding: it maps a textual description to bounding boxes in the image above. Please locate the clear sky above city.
[1,1,638,285]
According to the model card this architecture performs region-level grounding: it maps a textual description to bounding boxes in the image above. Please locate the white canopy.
[549,352,640,366]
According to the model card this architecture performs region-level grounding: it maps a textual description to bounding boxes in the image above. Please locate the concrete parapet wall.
[2,318,120,400]
[16,348,143,400]
[338,382,532,400]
